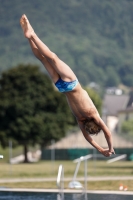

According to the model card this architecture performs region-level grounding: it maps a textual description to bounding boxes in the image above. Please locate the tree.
[105,66,120,87]
[0,64,75,162]
[121,119,133,142]
[2,1,133,87]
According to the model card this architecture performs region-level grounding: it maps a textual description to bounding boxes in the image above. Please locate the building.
[117,93,133,133]
[102,94,129,131]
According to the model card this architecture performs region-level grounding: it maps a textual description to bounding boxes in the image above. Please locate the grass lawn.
[0,160,133,190]
[0,160,133,178]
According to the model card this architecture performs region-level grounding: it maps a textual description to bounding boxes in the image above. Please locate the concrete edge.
[0,188,133,195]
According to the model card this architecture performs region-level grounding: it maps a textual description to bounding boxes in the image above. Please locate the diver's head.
[84,119,101,135]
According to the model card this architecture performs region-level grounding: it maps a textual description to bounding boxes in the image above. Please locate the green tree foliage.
[0,65,75,162]
[105,66,120,87]
[121,119,133,142]
[1,0,133,87]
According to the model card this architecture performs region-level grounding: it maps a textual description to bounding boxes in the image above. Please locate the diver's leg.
[28,39,59,83]
[20,14,77,82]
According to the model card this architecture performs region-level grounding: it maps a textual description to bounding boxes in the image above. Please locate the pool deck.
[0,176,133,195]
[0,188,133,195]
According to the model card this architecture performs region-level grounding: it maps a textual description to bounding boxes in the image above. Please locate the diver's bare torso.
[64,83,98,122]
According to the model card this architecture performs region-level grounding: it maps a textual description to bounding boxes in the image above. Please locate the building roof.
[126,93,133,107]
[118,106,133,113]
[117,93,133,113]
[103,94,129,116]
[48,130,133,149]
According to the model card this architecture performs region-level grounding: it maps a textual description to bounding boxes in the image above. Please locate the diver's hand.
[109,148,115,155]
[101,149,112,157]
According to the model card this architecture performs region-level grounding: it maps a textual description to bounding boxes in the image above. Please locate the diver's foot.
[20,14,34,38]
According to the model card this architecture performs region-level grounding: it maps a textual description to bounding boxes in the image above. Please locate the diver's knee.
[47,52,58,64]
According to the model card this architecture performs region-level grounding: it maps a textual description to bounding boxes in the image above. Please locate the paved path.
[0,176,133,183]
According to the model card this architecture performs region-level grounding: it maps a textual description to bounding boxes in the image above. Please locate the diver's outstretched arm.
[78,120,114,157]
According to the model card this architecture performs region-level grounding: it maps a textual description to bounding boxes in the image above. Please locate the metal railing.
[57,165,64,200]
[69,154,92,200]
[0,155,3,159]
[107,154,127,164]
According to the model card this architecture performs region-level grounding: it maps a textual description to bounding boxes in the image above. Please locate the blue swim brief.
[55,78,78,93]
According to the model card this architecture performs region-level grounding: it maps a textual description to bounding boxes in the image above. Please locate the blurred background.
[0,0,133,191]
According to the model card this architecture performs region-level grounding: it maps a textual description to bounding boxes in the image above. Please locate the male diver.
[20,14,115,157]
